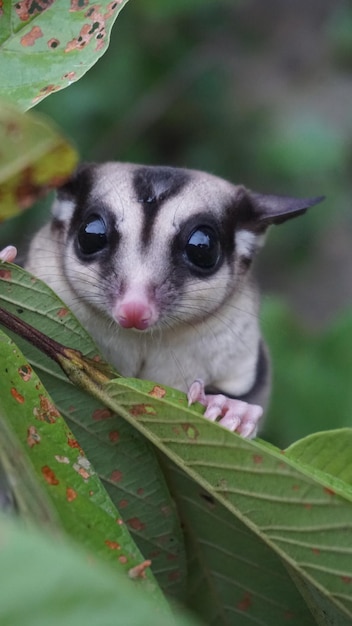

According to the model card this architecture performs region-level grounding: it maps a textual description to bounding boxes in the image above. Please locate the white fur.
[25,163,270,410]
[52,198,75,221]
[235,230,267,257]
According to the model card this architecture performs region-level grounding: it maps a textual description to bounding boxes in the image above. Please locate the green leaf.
[97,378,352,624]
[3,263,352,623]
[0,0,130,110]
[0,262,187,600]
[0,515,200,626]
[0,327,171,610]
[0,99,78,218]
[286,429,352,495]
[0,402,60,528]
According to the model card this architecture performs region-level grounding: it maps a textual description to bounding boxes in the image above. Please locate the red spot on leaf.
[66,487,77,502]
[92,407,113,421]
[118,555,128,564]
[42,465,59,485]
[65,4,108,53]
[324,487,335,496]
[15,0,55,21]
[57,307,68,318]
[284,611,295,620]
[342,576,352,584]
[11,387,25,404]
[292,485,300,491]
[109,430,120,443]
[312,548,320,555]
[70,0,89,10]
[74,466,90,480]
[47,38,60,49]
[237,592,252,611]
[18,364,32,382]
[119,499,129,509]
[67,437,82,451]
[21,26,43,47]
[127,517,145,531]
[148,385,166,398]
[111,470,123,483]
[167,570,180,582]
[303,503,312,510]
[27,425,40,448]
[105,540,121,550]
[149,550,160,559]
[252,454,263,464]
[181,423,199,440]
[34,395,60,423]
[32,84,60,104]
[0,268,12,280]
[137,488,144,496]
[63,71,76,81]
[129,404,156,417]
[167,553,178,561]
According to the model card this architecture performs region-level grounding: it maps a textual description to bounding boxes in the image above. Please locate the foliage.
[1,263,352,625]
[0,0,130,110]
[0,515,198,626]
[0,2,352,626]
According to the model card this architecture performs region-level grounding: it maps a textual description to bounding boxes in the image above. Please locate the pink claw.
[0,246,17,263]
[188,378,263,439]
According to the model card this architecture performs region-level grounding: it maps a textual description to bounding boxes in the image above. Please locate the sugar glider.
[0,163,323,437]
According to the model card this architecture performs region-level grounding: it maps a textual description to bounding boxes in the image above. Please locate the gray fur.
[25,162,323,417]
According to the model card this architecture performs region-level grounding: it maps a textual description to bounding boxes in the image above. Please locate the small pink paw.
[0,246,17,263]
[188,379,263,439]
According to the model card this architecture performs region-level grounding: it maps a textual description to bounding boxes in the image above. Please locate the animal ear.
[238,189,325,229]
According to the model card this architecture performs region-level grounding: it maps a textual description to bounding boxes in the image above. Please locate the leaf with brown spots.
[0,99,78,219]
[0,0,130,110]
[0,329,167,609]
[5,265,352,622]
[0,262,187,602]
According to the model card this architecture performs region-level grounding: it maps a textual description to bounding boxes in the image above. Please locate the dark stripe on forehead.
[133,166,190,247]
[57,163,97,229]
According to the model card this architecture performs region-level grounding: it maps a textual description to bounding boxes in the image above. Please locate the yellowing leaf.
[0,99,78,219]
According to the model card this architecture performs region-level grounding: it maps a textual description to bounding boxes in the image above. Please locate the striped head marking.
[51,162,324,331]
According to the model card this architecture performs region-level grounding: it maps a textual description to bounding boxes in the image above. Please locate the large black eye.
[77,214,108,255]
[185,226,221,270]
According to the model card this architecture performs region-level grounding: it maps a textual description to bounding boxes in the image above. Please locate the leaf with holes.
[0,0,130,110]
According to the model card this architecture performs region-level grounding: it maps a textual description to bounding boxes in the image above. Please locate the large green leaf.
[0,0,130,110]
[0,262,187,600]
[2,262,352,624]
[0,99,78,218]
[0,328,171,611]
[0,515,200,626]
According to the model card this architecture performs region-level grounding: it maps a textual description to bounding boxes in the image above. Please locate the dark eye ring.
[77,214,108,255]
[184,226,221,270]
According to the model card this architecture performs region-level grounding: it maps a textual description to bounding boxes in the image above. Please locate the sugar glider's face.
[51,162,323,331]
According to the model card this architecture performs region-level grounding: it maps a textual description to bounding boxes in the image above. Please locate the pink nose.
[116,301,153,330]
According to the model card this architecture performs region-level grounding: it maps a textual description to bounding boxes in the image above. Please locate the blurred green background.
[2,0,352,446]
